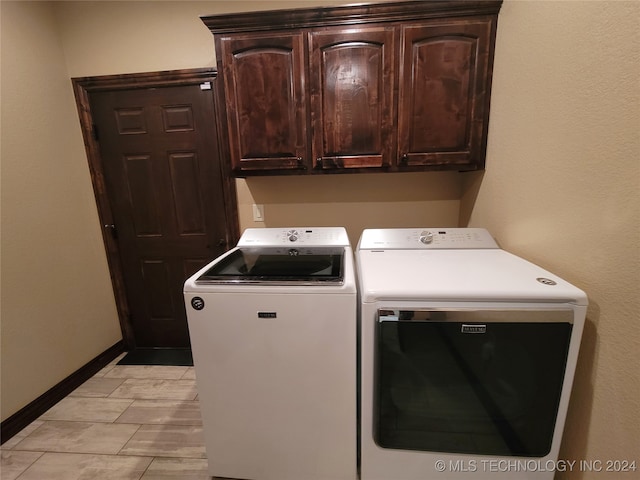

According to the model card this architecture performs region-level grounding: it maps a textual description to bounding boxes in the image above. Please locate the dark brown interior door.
[90,81,230,348]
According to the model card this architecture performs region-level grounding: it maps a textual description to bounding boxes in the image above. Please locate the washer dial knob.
[419,231,434,244]
[287,230,299,242]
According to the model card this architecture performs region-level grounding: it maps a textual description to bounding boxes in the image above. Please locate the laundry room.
[1,1,638,479]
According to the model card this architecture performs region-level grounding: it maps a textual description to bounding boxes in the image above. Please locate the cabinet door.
[398,19,494,170]
[309,27,396,171]
[219,33,308,174]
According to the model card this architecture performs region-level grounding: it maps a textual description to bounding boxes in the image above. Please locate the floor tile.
[12,421,140,455]
[39,397,133,423]
[141,457,209,479]
[0,421,43,450]
[93,364,115,378]
[115,399,202,426]
[15,452,152,480]
[0,450,44,480]
[69,377,126,397]
[109,379,198,400]
[2,354,215,479]
[93,354,125,378]
[120,425,206,459]
[105,365,189,380]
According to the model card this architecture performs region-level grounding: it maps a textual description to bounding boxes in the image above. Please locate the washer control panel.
[238,227,351,247]
[358,228,499,250]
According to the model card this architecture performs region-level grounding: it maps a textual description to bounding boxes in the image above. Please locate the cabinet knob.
[400,154,409,165]
[297,157,306,170]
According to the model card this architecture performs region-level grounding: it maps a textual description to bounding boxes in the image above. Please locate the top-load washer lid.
[356,228,588,305]
[196,246,345,285]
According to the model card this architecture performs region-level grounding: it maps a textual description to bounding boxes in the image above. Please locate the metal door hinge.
[104,224,118,239]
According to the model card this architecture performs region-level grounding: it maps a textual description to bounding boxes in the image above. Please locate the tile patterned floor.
[1,354,212,479]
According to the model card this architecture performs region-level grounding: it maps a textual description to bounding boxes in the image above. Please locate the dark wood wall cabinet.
[202,0,502,176]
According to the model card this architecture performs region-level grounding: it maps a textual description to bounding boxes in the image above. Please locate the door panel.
[220,33,309,173]
[169,153,207,235]
[310,27,396,170]
[399,19,493,169]
[124,155,162,236]
[90,82,230,347]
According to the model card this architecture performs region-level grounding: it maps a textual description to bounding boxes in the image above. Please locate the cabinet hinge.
[92,124,100,142]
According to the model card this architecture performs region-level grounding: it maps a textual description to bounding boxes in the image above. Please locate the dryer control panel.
[358,228,499,250]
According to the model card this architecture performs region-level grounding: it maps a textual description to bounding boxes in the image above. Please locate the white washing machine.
[184,227,357,480]
[356,228,587,480]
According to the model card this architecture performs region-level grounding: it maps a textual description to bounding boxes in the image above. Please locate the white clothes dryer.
[356,228,587,480]
[184,227,357,480]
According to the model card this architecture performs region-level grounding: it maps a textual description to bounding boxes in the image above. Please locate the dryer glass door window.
[375,309,573,457]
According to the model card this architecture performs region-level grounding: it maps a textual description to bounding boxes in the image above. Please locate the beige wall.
[238,172,461,246]
[1,2,122,420]
[462,0,640,476]
[1,0,638,476]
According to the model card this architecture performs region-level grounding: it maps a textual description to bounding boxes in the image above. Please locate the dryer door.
[375,309,573,457]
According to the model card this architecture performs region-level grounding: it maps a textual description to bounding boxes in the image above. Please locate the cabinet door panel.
[399,20,494,169]
[310,28,395,170]
[220,33,308,173]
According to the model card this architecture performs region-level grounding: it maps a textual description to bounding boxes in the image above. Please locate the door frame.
[72,68,239,349]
